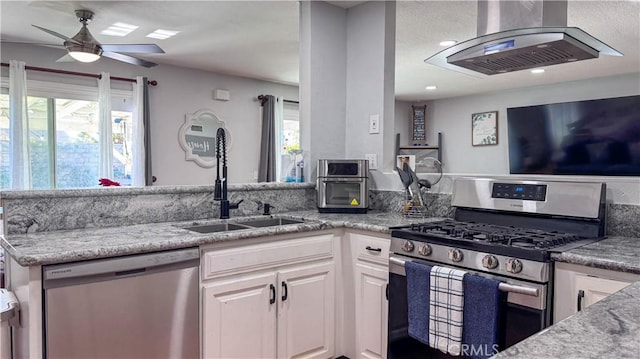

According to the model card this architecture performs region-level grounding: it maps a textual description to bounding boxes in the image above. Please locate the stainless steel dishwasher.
[43,247,199,359]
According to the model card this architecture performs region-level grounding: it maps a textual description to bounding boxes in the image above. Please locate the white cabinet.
[201,233,335,359]
[350,233,390,359]
[202,272,277,358]
[554,262,638,322]
[277,262,335,359]
[574,274,631,310]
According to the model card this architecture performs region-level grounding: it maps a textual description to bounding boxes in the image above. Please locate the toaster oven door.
[318,178,368,210]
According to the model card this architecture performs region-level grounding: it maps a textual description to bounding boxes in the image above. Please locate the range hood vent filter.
[448,33,599,75]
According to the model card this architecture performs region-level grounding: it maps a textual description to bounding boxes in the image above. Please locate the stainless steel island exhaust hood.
[425,0,623,76]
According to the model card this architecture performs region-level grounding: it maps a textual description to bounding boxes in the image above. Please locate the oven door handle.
[389,255,540,298]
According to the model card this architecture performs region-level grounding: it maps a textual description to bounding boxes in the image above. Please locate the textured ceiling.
[1,1,638,101]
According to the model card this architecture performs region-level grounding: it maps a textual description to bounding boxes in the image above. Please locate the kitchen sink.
[183,217,305,233]
[235,218,305,228]
[184,223,250,233]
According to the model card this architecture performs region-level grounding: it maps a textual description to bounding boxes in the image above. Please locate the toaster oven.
[317,159,369,213]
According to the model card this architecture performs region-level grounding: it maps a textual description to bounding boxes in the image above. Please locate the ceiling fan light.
[66,43,103,63]
[68,51,101,62]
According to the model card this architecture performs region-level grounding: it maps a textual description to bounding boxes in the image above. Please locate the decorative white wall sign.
[178,109,232,168]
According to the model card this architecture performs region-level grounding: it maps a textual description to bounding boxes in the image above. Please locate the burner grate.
[410,220,584,250]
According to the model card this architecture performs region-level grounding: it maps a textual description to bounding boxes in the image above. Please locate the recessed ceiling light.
[146,29,180,40]
[425,85,437,91]
[439,40,457,47]
[531,68,545,74]
[101,22,138,37]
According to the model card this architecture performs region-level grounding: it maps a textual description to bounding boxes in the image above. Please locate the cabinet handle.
[577,289,585,311]
[385,283,389,301]
[269,284,276,304]
[281,281,288,302]
[366,246,382,252]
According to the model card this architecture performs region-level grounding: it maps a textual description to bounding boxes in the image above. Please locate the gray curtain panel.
[258,95,276,182]
[142,77,153,185]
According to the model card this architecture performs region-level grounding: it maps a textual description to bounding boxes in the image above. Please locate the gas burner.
[406,220,586,251]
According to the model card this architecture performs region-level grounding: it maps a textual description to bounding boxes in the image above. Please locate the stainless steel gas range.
[387,177,606,359]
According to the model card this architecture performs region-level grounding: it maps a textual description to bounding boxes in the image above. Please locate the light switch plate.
[369,114,380,134]
[365,154,377,170]
[214,89,230,101]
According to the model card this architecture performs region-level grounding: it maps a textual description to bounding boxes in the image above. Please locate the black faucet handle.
[263,203,274,215]
[213,180,222,201]
[229,199,244,210]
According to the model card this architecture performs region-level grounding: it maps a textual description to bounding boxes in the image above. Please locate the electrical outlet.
[365,154,377,170]
[253,170,258,180]
[369,114,380,134]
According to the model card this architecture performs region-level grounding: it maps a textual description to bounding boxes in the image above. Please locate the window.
[279,101,300,182]
[0,84,135,189]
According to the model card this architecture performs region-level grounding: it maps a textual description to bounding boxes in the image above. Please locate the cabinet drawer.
[351,233,390,267]
[202,234,334,280]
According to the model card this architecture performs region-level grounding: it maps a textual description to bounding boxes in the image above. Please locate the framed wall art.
[472,111,498,146]
[410,105,427,145]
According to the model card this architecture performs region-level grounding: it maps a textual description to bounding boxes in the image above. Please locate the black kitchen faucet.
[214,128,242,219]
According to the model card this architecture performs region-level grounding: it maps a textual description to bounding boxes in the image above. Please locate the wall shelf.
[396,132,443,165]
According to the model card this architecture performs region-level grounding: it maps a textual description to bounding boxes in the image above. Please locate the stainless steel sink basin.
[236,218,305,228]
[183,217,305,234]
[184,223,250,233]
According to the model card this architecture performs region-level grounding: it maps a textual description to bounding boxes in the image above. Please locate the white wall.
[1,43,298,185]
[299,1,347,181]
[393,73,640,205]
[345,1,396,173]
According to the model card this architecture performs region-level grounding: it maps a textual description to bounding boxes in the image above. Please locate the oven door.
[387,254,549,359]
[317,178,368,210]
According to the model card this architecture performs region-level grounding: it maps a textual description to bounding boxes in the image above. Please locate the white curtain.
[274,97,284,182]
[131,76,146,186]
[98,72,113,179]
[9,60,32,189]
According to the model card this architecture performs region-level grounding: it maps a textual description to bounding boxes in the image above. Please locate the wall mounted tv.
[507,95,640,176]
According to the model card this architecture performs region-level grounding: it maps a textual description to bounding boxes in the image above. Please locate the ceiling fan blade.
[56,54,75,62]
[101,44,165,54]
[1,40,64,49]
[32,25,81,45]
[101,52,158,68]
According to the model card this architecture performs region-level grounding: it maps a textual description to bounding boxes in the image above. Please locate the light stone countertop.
[0,210,433,267]
[551,235,640,274]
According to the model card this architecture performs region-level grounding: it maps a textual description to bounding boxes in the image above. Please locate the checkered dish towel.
[429,266,467,356]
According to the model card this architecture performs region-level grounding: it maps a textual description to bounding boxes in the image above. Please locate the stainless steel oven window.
[324,181,363,206]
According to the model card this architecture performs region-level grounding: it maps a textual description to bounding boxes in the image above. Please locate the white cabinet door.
[277,261,335,359]
[575,274,631,310]
[354,262,388,359]
[202,272,278,359]
[349,232,390,359]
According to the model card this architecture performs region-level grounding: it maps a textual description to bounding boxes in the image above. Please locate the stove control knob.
[417,243,432,256]
[448,248,464,262]
[401,240,415,253]
[506,258,523,274]
[482,255,499,269]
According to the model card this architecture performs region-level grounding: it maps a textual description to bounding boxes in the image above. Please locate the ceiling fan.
[32,9,164,68]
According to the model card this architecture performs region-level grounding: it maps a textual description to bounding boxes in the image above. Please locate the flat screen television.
[507,95,640,176]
